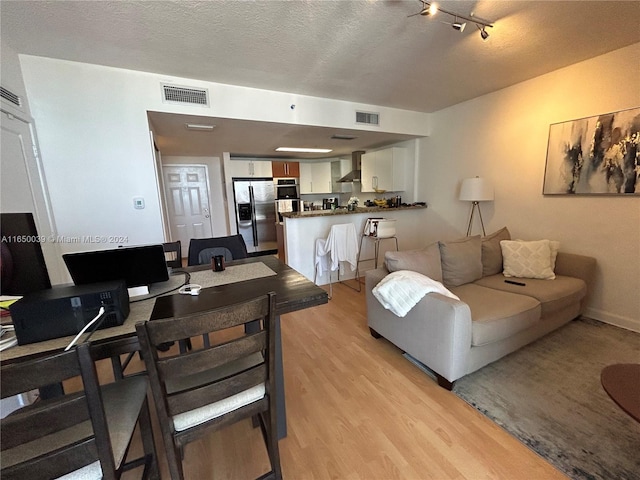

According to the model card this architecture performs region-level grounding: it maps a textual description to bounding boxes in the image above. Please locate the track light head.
[452,21,466,32]
[420,2,438,16]
[477,24,490,40]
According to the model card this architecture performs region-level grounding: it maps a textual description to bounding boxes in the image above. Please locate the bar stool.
[354,218,399,291]
[313,223,360,298]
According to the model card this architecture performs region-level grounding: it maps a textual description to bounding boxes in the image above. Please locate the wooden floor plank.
[98,281,567,479]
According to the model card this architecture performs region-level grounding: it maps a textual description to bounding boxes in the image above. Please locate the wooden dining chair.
[135,292,282,480]
[185,234,250,350]
[163,240,182,269]
[0,342,158,480]
[187,234,248,266]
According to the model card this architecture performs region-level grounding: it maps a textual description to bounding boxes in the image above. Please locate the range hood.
[337,151,365,183]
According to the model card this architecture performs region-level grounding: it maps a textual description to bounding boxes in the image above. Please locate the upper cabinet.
[272,161,300,178]
[360,147,406,193]
[299,161,332,194]
[227,159,273,178]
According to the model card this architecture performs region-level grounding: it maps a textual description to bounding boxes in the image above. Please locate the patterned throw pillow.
[500,239,557,279]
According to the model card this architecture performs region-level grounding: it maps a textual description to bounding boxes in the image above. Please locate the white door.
[162,165,213,252]
[1,110,64,284]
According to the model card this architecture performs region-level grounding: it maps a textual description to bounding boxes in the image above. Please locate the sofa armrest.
[555,252,596,309]
[555,252,596,282]
[364,266,389,289]
[365,268,472,382]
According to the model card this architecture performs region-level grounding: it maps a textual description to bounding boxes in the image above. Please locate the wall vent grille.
[1,86,22,107]
[355,111,379,126]
[161,84,209,106]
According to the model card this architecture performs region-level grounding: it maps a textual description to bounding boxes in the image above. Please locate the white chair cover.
[315,223,359,276]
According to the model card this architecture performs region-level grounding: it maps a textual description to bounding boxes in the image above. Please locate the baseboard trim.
[584,307,640,333]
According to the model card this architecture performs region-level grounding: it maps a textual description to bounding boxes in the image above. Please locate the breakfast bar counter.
[281,204,427,219]
[281,205,428,284]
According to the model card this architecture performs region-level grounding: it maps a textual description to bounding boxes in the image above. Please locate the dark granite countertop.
[281,204,427,219]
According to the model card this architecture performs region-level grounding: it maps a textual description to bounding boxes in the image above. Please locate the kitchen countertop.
[281,204,427,219]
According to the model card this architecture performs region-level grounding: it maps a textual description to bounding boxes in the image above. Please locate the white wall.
[17,55,431,259]
[0,43,66,284]
[417,43,640,331]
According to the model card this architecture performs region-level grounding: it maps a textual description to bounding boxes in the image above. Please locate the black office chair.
[136,292,282,480]
[1,342,158,480]
[187,235,248,266]
[162,240,182,269]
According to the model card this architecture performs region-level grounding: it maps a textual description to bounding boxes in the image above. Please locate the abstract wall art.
[543,107,640,195]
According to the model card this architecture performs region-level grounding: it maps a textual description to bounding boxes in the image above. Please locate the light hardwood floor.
[98,281,566,479]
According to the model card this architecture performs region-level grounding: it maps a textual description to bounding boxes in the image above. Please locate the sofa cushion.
[450,283,541,347]
[500,239,556,279]
[438,236,482,287]
[481,227,510,276]
[384,242,443,282]
[474,274,586,317]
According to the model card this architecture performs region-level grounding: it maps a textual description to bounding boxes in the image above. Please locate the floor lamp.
[459,177,494,236]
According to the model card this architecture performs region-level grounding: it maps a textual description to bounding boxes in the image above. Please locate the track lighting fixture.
[452,18,466,32]
[419,2,438,16]
[410,1,494,41]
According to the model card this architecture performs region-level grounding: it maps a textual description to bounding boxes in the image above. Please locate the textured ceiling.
[2,0,639,157]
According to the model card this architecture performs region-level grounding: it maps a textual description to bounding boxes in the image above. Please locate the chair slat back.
[163,241,182,268]
[159,330,266,380]
[167,364,267,416]
[1,392,90,449]
[0,346,101,480]
[136,292,276,430]
[187,235,248,266]
[1,349,82,398]
[143,295,269,345]
[2,438,99,480]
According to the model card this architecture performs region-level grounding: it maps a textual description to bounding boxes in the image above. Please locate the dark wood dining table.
[1,255,329,438]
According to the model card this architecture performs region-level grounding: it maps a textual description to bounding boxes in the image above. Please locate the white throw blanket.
[315,223,359,275]
[372,270,460,317]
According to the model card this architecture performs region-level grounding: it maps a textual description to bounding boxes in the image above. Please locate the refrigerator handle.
[248,185,259,247]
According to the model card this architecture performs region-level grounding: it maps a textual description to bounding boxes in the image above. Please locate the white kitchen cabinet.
[227,159,273,178]
[360,147,406,192]
[299,161,332,194]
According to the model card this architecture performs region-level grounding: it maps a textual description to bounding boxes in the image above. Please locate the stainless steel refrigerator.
[232,178,278,254]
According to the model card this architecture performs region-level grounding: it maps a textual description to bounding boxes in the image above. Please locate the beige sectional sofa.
[365,227,596,390]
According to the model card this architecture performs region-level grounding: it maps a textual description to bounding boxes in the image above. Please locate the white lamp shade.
[459,177,494,202]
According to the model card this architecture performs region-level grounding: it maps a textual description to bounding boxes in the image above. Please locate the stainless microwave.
[275,178,300,199]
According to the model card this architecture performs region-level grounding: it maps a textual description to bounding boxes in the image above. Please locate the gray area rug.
[451,318,640,480]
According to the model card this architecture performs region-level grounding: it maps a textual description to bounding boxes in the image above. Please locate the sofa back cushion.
[481,227,511,276]
[384,242,443,282]
[438,235,483,287]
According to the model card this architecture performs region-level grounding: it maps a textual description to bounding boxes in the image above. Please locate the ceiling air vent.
[161,84,209,107]
[1,86,22,107]
[355,111,379,126]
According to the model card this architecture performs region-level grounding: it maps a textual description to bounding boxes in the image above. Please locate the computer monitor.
[63,244,169,296]
[1,213,52,296]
